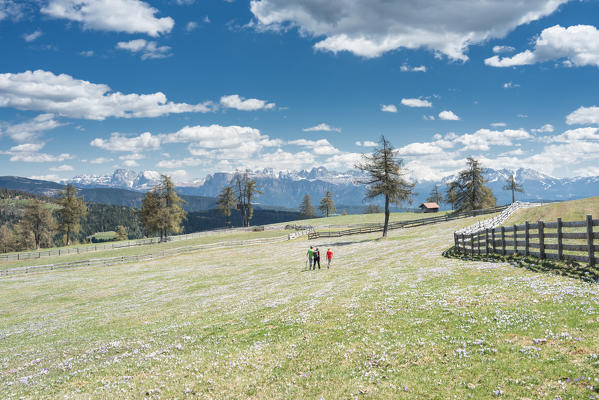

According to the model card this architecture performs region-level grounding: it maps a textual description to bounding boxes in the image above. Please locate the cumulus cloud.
[401,98,432,108]
[531,124,554,133]
[185,21,198,32]
[438,110,460,120]
[90,157,113,164]
[7,150,72,163]
[116,39,171,60]
[220,94,275,111]
[493,45,515,54]
[381,104,398,113]
[0,70,213,120]
[23,30,42,42]
[0,114,63,142]
[288,138,340,155]
[49,164,74,172]
[396,142,444,156]
[400,64,426,72]
[41,0,174,37]
[0,0,24,21]
[503,81,520,88]
[566,106,599,125]
[303,123,341,133]
[250,0,568,60]
[355,141,377,147]
[485,25,599,68]
[90,132,161,152]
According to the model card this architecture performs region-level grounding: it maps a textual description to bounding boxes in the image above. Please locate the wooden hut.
[419,202,440,213]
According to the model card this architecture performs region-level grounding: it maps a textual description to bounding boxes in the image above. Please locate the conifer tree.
[115,225,128,241]
[503,174,524,204]
[452,157,496,211]
[445,182,459,211]
[21,199,56,249]
[356,136,415,237]
[426,184,444,205]
[139,176,186,241]
[298,194,316,218]
[232,172,262,227]
[217,186,237,227]
[319,191,336,217]
[56,184,87,246]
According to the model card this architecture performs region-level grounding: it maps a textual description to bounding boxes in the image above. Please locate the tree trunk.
[511,188,515,204]
[383,195,390,237]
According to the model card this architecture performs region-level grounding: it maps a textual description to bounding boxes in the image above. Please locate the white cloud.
[566,106,599,125]
[23,30,42,42]
[185,21,198,32]
[41,0,174,37]
[503,81,520,88]
[490,122,507,127]
[9,152,72,163]
[531,124,554,133]
[122,159,139,167]
[453,128,531,151]
[0,70,213,120]
[322,152,363,171]
[0,114,63,142]
[355,141,377,147]
[156,157,203,168]
[250,0,568,60]
[90,132,161,152]
[90,157,113,164]
[220,94,275,111]
[423,115,435,121]
[401,98,432,108]
[28,174,61,182]
[49,164,74,172]
[0,0,23,21]
[119,153,145,160]
[438,110,460,120]
[303,123,341,133]
[288,138,340,155]
[493,45,515,54]
[547,127,599,142]
[485,25,599,68]
[400,64,426,72]
[79,50,94,57]
[381,104,397,113]
[10,143,45,153]
[116,39,171,60]
[396,142,444,156]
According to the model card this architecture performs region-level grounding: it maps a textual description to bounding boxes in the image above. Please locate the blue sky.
[2,0,599,183]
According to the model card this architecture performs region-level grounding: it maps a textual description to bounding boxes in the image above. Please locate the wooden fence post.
[587,215,595,266]
[461,234,466,253]
[557,218,563,260]
[492,229,496,253]
[513,225,518,255]
[454,233,458,249]
[477,233,481,255]
[525,221,530,256]
[501,227,506,256]
[470,234,475,254]
[539,221,545,260]
[485,229,489,255]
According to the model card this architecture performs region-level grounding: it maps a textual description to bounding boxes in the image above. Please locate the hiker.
[307,246,314,270]
[314,247,321,270]
[326,248,333,268]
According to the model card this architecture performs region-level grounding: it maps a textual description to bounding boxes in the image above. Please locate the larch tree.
[115,225,128,241]
[217,186,237,227]
[503,174,524,204]
[56,184,87,246]
[355,136,415,237]
[21,199,56,249]
[0,224,16,253]
[445,182,459,211]
[318,191,336,217]
[452,157,496,211]
[426,184,444,206]
[139,175,186,241]
[232,172,262,227]
[299,194,316,218]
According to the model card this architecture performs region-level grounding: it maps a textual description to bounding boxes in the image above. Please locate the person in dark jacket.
[314,247,321,270]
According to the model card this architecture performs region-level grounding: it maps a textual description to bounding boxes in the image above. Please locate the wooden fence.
[1,235,289,277]
[454,215,598,266]
[308,205,509,240]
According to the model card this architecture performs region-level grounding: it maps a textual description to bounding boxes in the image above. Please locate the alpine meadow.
[2,0,599,398]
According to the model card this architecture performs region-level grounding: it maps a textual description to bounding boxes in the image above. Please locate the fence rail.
[1,234,291,277]
[454,215,598,266]
[308,205,509,240]
[0,226,258,262]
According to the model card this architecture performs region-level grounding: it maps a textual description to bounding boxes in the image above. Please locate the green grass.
[0,229,293,270]
[300,210,450,228]
[1,215,598,399]
[88,231,117,242]
[506,196,599,225]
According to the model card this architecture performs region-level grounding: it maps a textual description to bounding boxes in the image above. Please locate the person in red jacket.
[326,248,333,268]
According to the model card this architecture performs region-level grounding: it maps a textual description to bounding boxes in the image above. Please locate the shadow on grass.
[443,246,599,283]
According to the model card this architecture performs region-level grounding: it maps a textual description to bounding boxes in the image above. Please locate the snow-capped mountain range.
[64,167,599,209]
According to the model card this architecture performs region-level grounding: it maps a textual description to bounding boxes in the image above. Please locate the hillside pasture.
[0,215,598,399]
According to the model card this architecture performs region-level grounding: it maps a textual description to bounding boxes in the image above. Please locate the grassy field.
[0,230,293,270]
[300,210,450,228]
[505,196,599,225]
[1,214,598,399]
